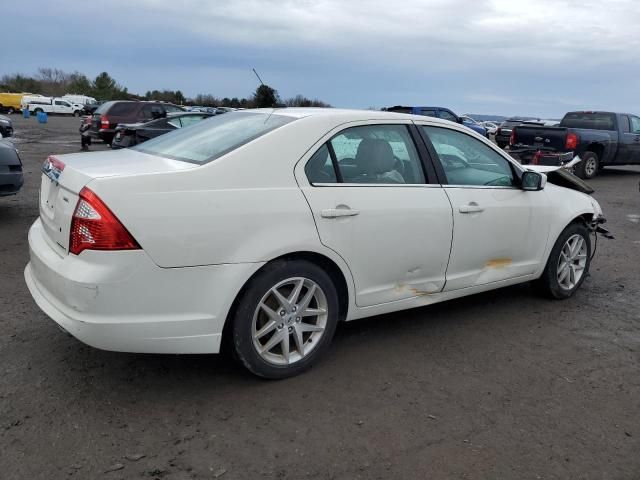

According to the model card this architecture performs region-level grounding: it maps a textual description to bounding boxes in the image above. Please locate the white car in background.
[25,108,606,378]
[481,121,499,135]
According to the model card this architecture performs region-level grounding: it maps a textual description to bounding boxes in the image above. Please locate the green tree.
[253,84,279,108]
[67,73,93,95]
[92,72,127,100]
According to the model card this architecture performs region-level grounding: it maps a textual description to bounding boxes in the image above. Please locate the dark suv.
[87,101,185,144]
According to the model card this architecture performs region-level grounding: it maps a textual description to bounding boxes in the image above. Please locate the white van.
[63,94,97,106]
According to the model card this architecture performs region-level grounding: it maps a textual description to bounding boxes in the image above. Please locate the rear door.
[296,121,454,307]
[417,123,552,290]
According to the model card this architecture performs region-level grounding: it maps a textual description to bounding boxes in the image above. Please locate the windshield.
[560,112,615,130]
[134,111,295,164]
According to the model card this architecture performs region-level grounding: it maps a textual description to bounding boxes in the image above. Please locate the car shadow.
[52,282,544,391]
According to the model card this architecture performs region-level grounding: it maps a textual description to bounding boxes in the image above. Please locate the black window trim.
[415,123,524,189]
[305,123,441,187]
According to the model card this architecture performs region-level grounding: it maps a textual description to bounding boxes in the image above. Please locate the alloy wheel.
[585,157,597,177]
[252,277,328,365]
[556,234,588,290]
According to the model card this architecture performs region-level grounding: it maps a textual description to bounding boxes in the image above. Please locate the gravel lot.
[1,115,639,480]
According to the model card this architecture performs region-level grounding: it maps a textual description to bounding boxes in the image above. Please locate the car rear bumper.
[0,171,23,196]
[25,218,262,354]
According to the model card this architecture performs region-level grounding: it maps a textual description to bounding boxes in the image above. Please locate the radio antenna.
[252,68,265,86]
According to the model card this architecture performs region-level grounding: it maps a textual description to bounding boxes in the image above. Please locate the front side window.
[329,125,425,184]
[422,126,515,187]
[135,111,295,164]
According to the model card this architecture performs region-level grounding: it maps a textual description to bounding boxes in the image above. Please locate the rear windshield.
[560,112,615,130]
[100,102,138,116]
[134,111,295,164]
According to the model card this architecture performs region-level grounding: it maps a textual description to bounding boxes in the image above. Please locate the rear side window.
[631,116,640,134]
[107,102,138,116]
[305,125,426,185]
[305,144,337,184]
[560,112,615,130]
[134,112,295,164]
[620,115,630,133]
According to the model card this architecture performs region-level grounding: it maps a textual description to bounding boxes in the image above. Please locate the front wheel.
[231,260,339,379]
[575,151,599,179]
[73,110,80,117]
[536,222,591,299]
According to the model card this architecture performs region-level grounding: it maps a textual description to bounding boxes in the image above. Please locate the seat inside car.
[353,139,405,183]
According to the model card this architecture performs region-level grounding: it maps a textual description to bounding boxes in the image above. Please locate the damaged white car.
[25,109,609,378]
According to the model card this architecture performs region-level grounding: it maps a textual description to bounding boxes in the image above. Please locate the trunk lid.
[38,148,196,254]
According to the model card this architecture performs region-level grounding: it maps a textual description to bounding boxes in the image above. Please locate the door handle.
[321,207,360,218]
[459,202,484,214]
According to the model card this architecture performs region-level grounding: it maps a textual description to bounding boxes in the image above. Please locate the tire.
[575,151,599,180]
[73,110,80,117]
[230,260,339,379]
[497,141,507,149]
[34,108,43,114]
[536,222,591,299]
[7,107,14,115]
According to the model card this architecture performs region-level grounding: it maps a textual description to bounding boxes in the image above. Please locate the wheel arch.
[221,250,353,351]
[585,143,604,160]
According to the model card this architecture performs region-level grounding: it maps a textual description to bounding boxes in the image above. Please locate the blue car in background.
[385,106,488,137]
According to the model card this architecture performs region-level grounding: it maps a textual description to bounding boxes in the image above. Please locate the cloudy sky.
[3,0,639,117]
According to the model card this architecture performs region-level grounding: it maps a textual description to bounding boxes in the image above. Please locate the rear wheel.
[7,107,14,114]
[536,222,591,299]
[231,260,339,379]
[575,151,599,179]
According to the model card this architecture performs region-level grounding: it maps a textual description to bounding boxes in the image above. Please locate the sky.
[2,0,640,118]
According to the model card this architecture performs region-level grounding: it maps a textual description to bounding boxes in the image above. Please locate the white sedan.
[25,108,605,378]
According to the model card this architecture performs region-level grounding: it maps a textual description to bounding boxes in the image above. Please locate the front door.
[296,122,454,307]
[417,123,552,291]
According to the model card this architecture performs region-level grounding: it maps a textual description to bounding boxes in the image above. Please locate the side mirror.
[521,171,546,191]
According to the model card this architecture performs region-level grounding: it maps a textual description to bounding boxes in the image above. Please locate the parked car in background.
[0,115,13,138]
[25,108,607,379]
[26,97,83,116]
[0,140,23,196]
[495,118,536,148]
[510,111,640,179]
[385,106,488,136]
[0,93,28,114]
[63,94,98,108]
[112,112,213,148]
[87,101,185,145]
[20,94,49,110]
[481,121,499,135]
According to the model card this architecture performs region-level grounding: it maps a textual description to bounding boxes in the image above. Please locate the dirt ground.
[1,115,639,480]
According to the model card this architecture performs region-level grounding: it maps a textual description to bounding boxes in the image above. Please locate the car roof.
[249,107,455,126]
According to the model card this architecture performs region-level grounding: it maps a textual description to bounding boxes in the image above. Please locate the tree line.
[0,68,330,108]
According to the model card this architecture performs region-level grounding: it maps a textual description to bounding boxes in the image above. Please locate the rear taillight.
[69,187,140,255]
[100,115,110,129]
[509,128,517,146]
[43,156,65,173]
[565,132,579,150]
